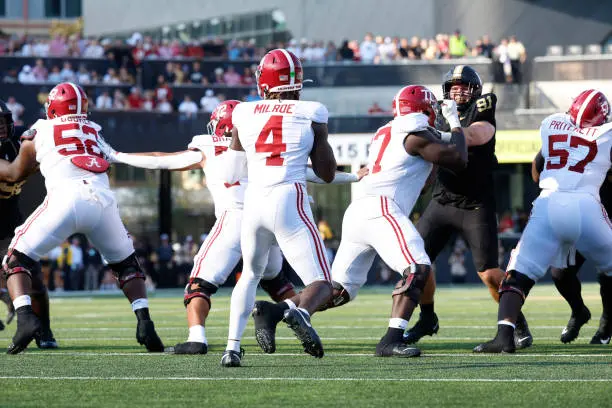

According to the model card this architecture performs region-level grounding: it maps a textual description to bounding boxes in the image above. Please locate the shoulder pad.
[393,113,429,134]
[297,101,328,124]
[187,135,212,152]
[20,128,37,142]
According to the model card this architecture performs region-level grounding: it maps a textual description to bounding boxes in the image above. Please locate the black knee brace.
[498,270,535,302]
[317,281,351,312]
[2,250,37,281]
[184,277,218,307]
[392,264,431,304]
[108,253,145,289]
[260,270,295,302]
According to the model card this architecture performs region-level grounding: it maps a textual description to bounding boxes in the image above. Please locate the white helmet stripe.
[278,48,295,86]
[67,82,82,114]
[576,89,598,127]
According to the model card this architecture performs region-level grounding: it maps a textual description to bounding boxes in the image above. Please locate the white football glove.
[97,137,118,163]
[440,99,461,129]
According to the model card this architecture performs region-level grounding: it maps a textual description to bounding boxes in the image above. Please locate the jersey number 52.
[54,123,104,158]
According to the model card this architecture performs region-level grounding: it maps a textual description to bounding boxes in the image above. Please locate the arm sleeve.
[306,167,359,184]
[114,150,203,170]
[223,148,247,184]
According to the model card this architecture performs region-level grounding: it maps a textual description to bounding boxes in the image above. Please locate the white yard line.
[29,336,596,341]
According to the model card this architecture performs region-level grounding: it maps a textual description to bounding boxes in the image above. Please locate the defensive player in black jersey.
[550,171,612,345]
[404,65,533,349]
[0,100,57,348]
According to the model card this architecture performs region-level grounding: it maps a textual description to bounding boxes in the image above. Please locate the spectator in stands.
[127,87,144,109]
[368,102,387,115]
[18,65,36,83]
[155,74,173,103]
[337,40,354,61]
[90,70,101,84]
[227,40,242,61]
[378,37,397,62]
[436,33,450,58]
[118,67,135,85]
[449,245,467,284]
[496,38,513,83]
[163,62,176,84]
[423,39,439,60]
[360,32,378,63]
[169,39,184,58]
[33,38,50,57]
[84,242,103,291]
[96,90,113,110]
[200,89,220,113]
[178,95,198,119]
[76,64,91,84]
[83,38,105,58]
[157,96,173,113]
[189,61,204,84]
[507,35,527,83]
[241,67,255,86]
[222,65,241,86]
[324,41,337,62]
[142,90,156,111]
[6,96,24,125]
[449,29,468,58]
[46,65,60,83]
[480,35,495,58]
[157,39,172,59]
[244,89,261,102]
[213,67,225,84]
[59,62,76,82]
[49,34,68,57]
[113,89,127,109]
[103,67,120,84]
[3,68,18,83]
[287,39,302,59]
[409,36,423,59]
[69,237,84,291]
[32,59,48,82]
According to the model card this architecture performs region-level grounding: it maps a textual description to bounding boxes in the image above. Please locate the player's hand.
[440,99,461,129]
[97,139,118,163]
[356,166,369,181]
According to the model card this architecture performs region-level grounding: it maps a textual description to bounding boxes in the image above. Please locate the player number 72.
[546,133,597,173]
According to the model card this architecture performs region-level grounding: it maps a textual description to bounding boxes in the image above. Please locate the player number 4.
[546,133,597,173]
[255,115,287,166]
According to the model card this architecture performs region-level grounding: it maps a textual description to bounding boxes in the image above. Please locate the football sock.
[496,322,515,340]
[13,295,31,310]
[381,327,405,344]
[283,299,296,310]
[388,317,409,331]
[226,273,259,353]
[421,302,434,317]
[132,299,151,321]
[498,292,523,323]
[187,325,207,344]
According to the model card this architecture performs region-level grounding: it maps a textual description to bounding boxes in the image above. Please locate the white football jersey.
[231,99,328,188]
[29,115,110,190]
[362,113,433,215]
[188,134,247,218]
[539,113,612,197]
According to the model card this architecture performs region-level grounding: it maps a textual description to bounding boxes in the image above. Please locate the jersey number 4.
[54,123,103,158]
[255,115,287,166]
[370,126,391,173]
[546,133,597,173]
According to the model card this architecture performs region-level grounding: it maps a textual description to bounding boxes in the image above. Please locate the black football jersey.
[433,93,498,209]
[600,171,612,214]
[0,126,25,239]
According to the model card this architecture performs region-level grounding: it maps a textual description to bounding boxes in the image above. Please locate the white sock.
[498,320,516,329]
[284,299,297,309]
[13,295,31,310]
[226,271,260,353]
[131,298,149,312]
[187,325,207,344]
[297,307,310,318]
[388,318,409,330]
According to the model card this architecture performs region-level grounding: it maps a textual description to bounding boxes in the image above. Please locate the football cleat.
[473,336,516,353]
[7,306,41,354]
[136,320,165,352]
[375,341,421,358]
[0,290,15,325]
[283,308,324,358]
[173,341,208,355]
[560,306,591,344]
[0,319,4,331]
[514,312,533,349]
[589,330,611,345]
[35,328,58,349]
[403,312,439,344]
[220,348,244,367]
[252,300,284,354]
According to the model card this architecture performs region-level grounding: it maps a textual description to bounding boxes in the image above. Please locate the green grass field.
[0,283,610,408]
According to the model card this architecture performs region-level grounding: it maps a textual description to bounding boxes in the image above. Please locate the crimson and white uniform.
[332,113,432,299]
[9,115,133,263]
[507,113,612,281]
[186,135,283,286]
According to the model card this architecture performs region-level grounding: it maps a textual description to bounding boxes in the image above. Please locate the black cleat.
[0,320,4,331]
[7,306,41,354]
[589,329,611,345]
[474,330,515,354]
[220,348,244,367]
[403,312,439,344]
[136,320,165,352]
[283,308,324,358]
[173,341,207,355]
[375,340,421,358]
[35,328,58,349]
[252,301,284,354]
[0,290,14,325]
[514,312,533,349]
[560,306,591,344]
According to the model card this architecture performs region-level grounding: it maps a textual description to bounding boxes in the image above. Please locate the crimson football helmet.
[207,100,241,137]
[46,82,88,119]
[568,89,610,128]
[255,49,303,98]
[392,85,438,126]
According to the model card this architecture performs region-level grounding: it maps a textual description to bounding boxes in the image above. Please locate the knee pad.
[184,277,218,307]
[2,250,37,281]
[108,253,145,289]
[392,264,431,304]
[498,270,535,302]
[259,271,295,302]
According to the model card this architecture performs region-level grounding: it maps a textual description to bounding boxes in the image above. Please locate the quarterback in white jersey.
[221,49,338,366]
[322,85,468,357]
[108,100,365,355]
[475,89,612,353]
[0,82,164,354]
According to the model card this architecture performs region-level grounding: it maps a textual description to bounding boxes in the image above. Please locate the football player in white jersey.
[106,100,366,355]
[311,85,468,357]
[220,49,338,366]
[0,82,164,354]
[475,89,612,353]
